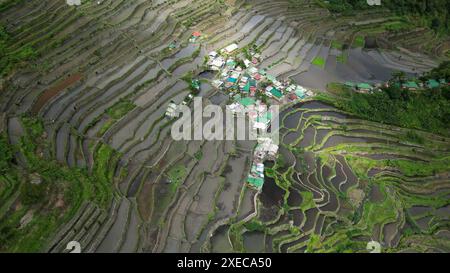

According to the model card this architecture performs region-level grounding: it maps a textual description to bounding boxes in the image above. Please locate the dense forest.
[334,85,450,137]
[422,61,450,81]
[321,0,450,34]
[325,62,450,137]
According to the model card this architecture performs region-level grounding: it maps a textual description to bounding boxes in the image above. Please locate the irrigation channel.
[0,0,448,253]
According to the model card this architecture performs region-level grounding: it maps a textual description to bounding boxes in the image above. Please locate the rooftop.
[239,97,256,107]
[403,81,419,89]
[270,88,283,99]
[427,79,440,88]
[357,83,372,90]
[247,176,264,190]
[223,43,238,53]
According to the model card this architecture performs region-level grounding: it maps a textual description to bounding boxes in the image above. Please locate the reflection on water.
[292,48,417,90]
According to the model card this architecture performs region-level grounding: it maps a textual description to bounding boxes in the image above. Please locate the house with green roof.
[257,112,272,125]
[191,79,200,90]
[295,86,306,98]
[226,60,237,68]
[239,97,256,107]
[427,79,440,89]
[242,81,251,93]
[247,176,264,190]
[345,82,355,88]
[270,88,283,100]
[402,81,419,90]
[356,83,372,92]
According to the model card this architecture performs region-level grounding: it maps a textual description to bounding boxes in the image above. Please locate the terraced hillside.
[0,0,448,252]
[241,100,450,253]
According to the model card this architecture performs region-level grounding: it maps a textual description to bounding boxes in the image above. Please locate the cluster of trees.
[422,61,450,82]
[323,0,450,15]
[0,134,13,174]
[322,0,450,34]
[335,81,450,136]
[323,0,373,13]
[0,25,37,77]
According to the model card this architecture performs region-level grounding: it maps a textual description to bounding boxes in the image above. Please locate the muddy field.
[0,0,448,253]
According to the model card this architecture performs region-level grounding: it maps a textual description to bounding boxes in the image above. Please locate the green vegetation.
[353,35,365,48]
[326,80,450,136]
[390,157,450,177]
[106,99,136,120]
[97,119,115,137]
[0,0,26,14]
[331,40,343,50]
[92,143,117,207]
[0,135,13,173]
[319,0,371,13]
[154,165,188,223]
[359,184,397,226]
[404,130,424,144]
[97,99,136,137]
[167,165,187,186]
[422,61,450,82]
[345,156,378,179]
[260,92,450,252]
[194,150,203,161]
[383,21,411,32]
[0,25,38,76]
[347,155,450,179]
[336,53,348,63]
[305,234,322,253]
[326,82,351,94]
[0,0,448,254]
[19,179,47,206]
[332,42,348,64]
[319,0,450,35]
[299,191,315,211]
[0,116,118,252]
[244,220,266,232]
[311,56,326,68]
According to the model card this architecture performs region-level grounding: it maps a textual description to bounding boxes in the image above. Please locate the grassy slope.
[0,116,118,252]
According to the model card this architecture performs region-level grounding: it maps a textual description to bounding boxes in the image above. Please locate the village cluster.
[207,44,313,190]
[166,34,316,191]
[345,78,450,93]
[206,42,315,191]
[207,43,314,104]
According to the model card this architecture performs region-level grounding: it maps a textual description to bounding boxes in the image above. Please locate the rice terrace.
[0,0,449,254]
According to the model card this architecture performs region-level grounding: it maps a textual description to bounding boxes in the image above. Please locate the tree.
[20,182,47,206]
[0,135,12,174]
[425,61,450,81]
[431,18,441,31]
[392,71,406,85]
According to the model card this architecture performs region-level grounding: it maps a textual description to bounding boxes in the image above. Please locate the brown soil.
[31,73,82,115]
